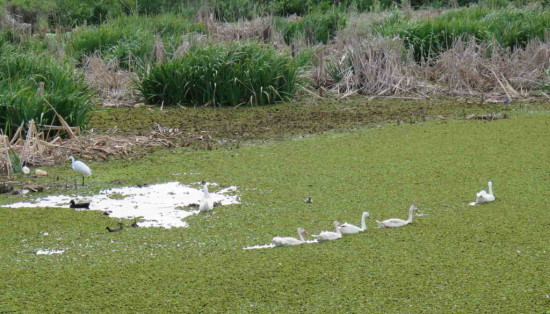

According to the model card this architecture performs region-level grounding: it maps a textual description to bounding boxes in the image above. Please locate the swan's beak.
[367,216,372,219]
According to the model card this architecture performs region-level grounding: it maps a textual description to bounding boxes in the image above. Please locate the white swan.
[313,221,342,242]
[199,183,214,212]
[470,181,495,205]
[272,228,308,247]
[376,205,419,228]
[339,211,371,234]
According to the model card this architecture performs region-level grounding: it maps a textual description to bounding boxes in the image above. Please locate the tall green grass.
[398,7,550,61]
[277,10,347,45]
[0,45,94,138]
[67,14,207,68]
[139,43,300,107]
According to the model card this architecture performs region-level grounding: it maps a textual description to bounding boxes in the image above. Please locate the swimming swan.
[272,228,308,247]
[339,211,371,234]
[313,221,342,242]
[470,181,495,205]
[376,205,418,228]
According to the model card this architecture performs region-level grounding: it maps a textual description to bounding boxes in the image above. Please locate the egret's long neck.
[407,209,415,223]
[361,213,368,230]
[488,181,493,195]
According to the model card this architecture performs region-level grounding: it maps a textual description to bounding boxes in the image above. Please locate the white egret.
[199,182,214,212]
[68,156,92,186]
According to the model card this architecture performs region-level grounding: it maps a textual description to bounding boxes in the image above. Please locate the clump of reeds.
[68,14,207,69]
[313,37,432,97]
[209,17,278,44]
[432,37,550,97]
[398,7,550,61]
[0,44,94,138]
[139,42,300,107]
[83,53,137,103]
[277,10,347,46]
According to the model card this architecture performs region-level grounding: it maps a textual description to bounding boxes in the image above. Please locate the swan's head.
[68,156,74,163]
[362,211,372,219]
[297,228,308,235]
[409,205,418,212]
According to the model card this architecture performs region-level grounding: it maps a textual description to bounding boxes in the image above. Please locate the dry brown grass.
[0,11,31,42]
[208,16,281,44]
[432,37,550,98]
[0,118,216,174]
[83,54,138,107]
[309,34,549,100]
[312,37,437,98]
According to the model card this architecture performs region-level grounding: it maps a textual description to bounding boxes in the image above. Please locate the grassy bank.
[1,112,549,312]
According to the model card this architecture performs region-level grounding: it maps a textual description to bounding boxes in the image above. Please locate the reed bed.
[139,43,299,107]
[0,45,94,138]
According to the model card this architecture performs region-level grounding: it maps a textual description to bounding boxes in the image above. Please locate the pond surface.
[2,182,240,228]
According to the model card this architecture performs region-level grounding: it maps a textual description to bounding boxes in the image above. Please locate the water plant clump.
[0,44,94,138]
[139,42,300,107]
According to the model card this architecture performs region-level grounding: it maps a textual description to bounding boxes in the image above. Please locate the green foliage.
[371,10,411,37]
[397,7,550,61]
[67,14,207,68]
[539,69,550,93]
[8,150,22,173]
[139,43,300,107]
[278,10,347,45]
[0,45,94,138]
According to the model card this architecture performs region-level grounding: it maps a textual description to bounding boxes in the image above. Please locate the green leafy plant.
[0,44,94,138]
[139,42,300,107]
[277,10,346,45]
[397,7,550,61]
[67,14,207,68]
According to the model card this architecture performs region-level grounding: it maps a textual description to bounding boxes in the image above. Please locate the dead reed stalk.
[432,38,550,97]
[83,53,137,105]
[314,37,436,98]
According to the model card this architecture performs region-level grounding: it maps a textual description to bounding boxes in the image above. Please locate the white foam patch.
[36,249,65,255]
[2,182,240,229]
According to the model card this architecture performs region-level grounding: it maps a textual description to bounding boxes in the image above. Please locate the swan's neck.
[360,213,368,230]
[297,230,305,242]
[407,209,415,223]
[488,181,493,195]
[333,223,342,234]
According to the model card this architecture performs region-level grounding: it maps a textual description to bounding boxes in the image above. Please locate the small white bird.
[470,181,495,205]
[272,228,308,247]
[376,205,419,228]
[339,211,371,234]
[68,156,92,186]
[199,183,214,212]
[313,221,342,242]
